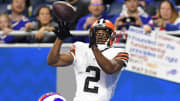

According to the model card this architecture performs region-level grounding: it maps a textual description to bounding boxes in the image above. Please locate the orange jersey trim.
[115,56,128,61]
[70,45,75,55]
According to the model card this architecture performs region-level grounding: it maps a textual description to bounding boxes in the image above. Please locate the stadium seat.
[105,2,123,19]
[175,0,180,6]
[1,0,12,3]
[0,0,4,3]
[0,3,9,14]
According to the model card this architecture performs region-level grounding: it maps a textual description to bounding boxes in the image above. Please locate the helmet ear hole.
[97,20,100,23]
[103,19,105,23]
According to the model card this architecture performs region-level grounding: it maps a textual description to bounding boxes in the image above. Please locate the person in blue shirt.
[25,6,57,43]
[112,0,151,30]
[76,0,109,30]
[74,0,109,43]
[9,0,30,42]
[9,0,30,31]
[144,0,180,32]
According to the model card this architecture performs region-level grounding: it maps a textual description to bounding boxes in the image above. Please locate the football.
[53,1,76,22]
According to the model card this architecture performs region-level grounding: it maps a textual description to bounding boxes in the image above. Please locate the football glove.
[53,20,72,40]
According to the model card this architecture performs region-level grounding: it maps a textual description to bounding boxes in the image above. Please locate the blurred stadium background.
[0,0,180,101]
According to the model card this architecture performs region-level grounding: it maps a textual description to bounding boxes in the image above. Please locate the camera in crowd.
[121,17,136,24]
[118,16,137,30]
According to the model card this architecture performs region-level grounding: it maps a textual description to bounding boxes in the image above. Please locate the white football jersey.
[70,42,128,101]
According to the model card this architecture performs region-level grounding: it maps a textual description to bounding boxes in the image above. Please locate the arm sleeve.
[31,21,39,30]
[76,17,86,30]
[114,52,129,67]
[70,45,75,55]
[165,23,180,31]
[111,13,120,24]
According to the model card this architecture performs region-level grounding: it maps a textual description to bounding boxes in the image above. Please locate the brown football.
[53,1,76,22]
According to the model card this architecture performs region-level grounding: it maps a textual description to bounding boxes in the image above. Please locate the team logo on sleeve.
[38,92,66,101]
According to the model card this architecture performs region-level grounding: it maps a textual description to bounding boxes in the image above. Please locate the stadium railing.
[0,30,127,47]
[1,30,180,36]
[0,30,180,48]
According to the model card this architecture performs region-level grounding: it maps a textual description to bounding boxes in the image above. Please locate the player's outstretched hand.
[53,20,72,40]
[89,28,97,48]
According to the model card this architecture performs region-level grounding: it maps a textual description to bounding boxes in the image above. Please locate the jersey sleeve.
[69,45,77,66]
[114,52,128,67]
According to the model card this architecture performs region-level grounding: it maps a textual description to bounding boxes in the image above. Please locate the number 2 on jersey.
[83,66,100,94]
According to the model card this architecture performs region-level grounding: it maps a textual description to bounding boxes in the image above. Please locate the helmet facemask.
[90,19,115,47]
[96,30,110,44]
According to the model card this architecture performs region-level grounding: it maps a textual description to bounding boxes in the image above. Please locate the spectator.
[112,0,151,30]
[0,13,16,43]
[76,0,109,30]
[9,0,29,31]
[75,0,109,43]
[25,6,57,43]
[9,0,30,42]
[144,0,180,32]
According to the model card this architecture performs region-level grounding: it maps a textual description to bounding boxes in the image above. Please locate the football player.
[47,19,128,101]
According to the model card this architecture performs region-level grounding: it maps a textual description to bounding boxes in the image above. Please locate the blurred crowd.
[0,0,180,43]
